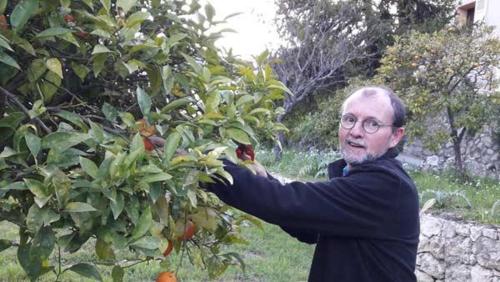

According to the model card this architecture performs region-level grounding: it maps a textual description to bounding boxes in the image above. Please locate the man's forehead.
[342,88,394,119]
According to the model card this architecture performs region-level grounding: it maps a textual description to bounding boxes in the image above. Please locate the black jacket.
[207,151,420,282]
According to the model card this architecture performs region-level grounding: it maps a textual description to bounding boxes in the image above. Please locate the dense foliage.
[0,0,288,281]
[376,24,500,177]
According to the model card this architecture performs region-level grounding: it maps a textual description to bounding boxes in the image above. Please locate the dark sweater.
[207,152,420,282]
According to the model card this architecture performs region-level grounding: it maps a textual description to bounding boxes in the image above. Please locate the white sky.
[204,0,282,59]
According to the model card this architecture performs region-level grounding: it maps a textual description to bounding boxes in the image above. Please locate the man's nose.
[349,121,364,137]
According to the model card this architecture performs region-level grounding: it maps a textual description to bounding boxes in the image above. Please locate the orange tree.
[0,0,288,281]
[376,24,500,179]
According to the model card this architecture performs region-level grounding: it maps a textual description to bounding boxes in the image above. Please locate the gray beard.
[341,150,379,165]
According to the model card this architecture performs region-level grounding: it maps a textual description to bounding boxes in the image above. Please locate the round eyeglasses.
[340,114,394,134]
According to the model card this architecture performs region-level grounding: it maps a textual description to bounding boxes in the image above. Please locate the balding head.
[342,86,406,129]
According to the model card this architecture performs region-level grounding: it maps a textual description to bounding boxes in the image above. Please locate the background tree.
[376,24,500,179]
[0,0,287,280]
[271,0,457,154]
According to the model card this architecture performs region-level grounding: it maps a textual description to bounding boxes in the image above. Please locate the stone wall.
[417,214,500,282]
[405,125,499,179]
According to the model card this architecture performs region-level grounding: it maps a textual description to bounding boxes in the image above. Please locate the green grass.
[0,220,314,281]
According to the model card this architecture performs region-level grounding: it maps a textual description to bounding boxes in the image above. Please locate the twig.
[0,86,52,134]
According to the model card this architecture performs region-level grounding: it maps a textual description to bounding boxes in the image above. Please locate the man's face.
[338,90,404,165]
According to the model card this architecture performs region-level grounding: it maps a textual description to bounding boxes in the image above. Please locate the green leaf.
[42,132,89,152]
[92,44,111,55]
[136,87,152,117]
[92,53,107,77]
[0,146,16,158]
[130,236,159,250]
[28,59,46,82]
[81,0,94,10]
[130,133,144,153]
[236,95,254,107]
[160,97,191,114]
[31,225,55,260]
[89,121,105,143]
[36,27,72,38]
[39,71,61,102]
[163,131,181,163]
[52,169,72,208]
[55,111,88,130]
[24,178,52,208]
[12,35,36,55]
[131,205,152,240]
[111,265,124,282]
[125,11,151,28]
[79,157,98,179]
[187,189,197,207]
[46,58,63,79]
[0,0,7,14]
[117,0,137,14]
[26,204,60,233]
[100,0,111,13]
[0,239,12,252]
[10,0,38,32]
[95,238,115,260]
[205,91,221,113]
[25,132,41,157]
[0,36,13,51]
[64,202,97,213]
[109,191,124,220]
[205,3,215,22]
[1,182,28,198]
[226,128,251,144]
[71,62,90,82]
[102,102,118,122]
[66,263,103,282]
[0,52,21,70]
[143,172,172,183]
[0,112,24,129]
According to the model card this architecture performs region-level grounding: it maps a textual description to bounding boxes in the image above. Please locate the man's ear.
[389,127,405,148]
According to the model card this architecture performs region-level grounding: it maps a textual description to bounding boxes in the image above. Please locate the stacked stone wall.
[405,125,499,179]
[417,214,500,282]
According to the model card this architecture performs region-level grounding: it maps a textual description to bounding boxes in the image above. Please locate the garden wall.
[405,125,499,179]
[417,214,500,282]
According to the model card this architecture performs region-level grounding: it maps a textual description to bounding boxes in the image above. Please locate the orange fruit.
[75,31,90,39]
[0,15,9,31]
[156,271,177,282]
[163,240,173,257]
[143,138,155,151]
[177,220,196,241]
[64,14,75,23]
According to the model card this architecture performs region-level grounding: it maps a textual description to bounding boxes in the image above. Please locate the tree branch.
[0,86,52,134]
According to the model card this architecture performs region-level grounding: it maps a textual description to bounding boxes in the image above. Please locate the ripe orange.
[75,31,90,39]
[0,15,9,31]
[64,14,75,23]
[143,138,155,151]
[177,220,196,240]
[163,239,173,256]
[156,271,177,282]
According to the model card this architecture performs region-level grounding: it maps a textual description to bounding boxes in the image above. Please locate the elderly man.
[206,86,420,282]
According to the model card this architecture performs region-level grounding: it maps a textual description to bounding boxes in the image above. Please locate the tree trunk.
[273,114,286,161]
[447,106,468,181]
